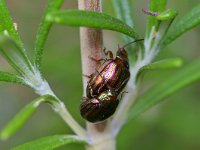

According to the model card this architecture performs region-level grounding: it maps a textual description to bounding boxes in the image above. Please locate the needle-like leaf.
[0,95,56,140]
[12,135,86,150]
[46,9,137,39]
[128,58,200,122]
[34,0,64,69]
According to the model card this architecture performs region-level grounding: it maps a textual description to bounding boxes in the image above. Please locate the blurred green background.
[0,0,200,149]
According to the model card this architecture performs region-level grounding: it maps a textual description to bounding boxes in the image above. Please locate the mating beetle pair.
[80,40,142,123]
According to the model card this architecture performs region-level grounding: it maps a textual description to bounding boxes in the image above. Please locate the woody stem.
[78,0,116,149]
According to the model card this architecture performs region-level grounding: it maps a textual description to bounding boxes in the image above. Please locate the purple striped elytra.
[86,48,130,98]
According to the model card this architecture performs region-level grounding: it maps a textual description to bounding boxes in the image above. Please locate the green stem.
[54,102,87,139]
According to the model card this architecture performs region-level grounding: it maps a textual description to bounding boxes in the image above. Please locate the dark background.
[0,0,200,149]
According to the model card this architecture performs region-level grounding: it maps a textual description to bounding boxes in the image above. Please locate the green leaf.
[34,0,64,70]
[112,0,136,44]
[147,0,167,36]
[157,9,177,21]
[12,135,86,150]
[46,9,137,39]
[0,0,24,49]
[128,58,200,121]
[163,3,200,46]
[0,95,56,140]
[138,58,183,77]
[0,35,33,75]
[0,71,25,84]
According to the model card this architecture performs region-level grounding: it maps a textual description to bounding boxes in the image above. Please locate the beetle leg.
[88,85,99,98]
[98,83,107,94]
[119,91,128,100]
[103,47,114,59]
[90,88,94,97]
[88,56,105,64]
[83,74,93,79]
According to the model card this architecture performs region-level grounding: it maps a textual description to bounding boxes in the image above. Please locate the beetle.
[86,46,130,99]
[80,39,143,123]
[80,89,119,123]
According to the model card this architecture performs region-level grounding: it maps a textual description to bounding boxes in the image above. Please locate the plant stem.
[32,78,87,140]
[54,101,87,139]
[78,0,115,149]
[23,64,87,139]
[112,86,138,135]
[86,120,115,150]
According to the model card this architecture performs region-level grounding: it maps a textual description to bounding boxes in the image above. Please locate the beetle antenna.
[121,39,144,49]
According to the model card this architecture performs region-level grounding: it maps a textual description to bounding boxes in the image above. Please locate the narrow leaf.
[0,35,33,75]
[0,95,56,140]
[163,3,200,46]
[112,0,136,44]
[147,0,167,36]
[46,10,137,39]
[0,0,24,49]
[128,58,200,121]
[12,135,86,150]
[34,0,64,69]
[156,9,177,21]
[112,0,134,27]
[0,71,24,84]
[138,58,183,76]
